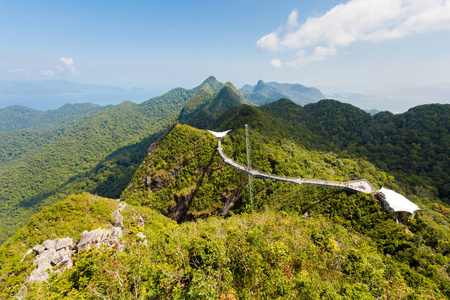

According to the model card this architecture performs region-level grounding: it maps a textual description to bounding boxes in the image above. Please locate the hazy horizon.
[2,0,450,112]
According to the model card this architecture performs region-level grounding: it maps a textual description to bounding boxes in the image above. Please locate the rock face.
[26,201,128,283]
[27,237,74,283]
[77,227,123,251]
[136,232,147,246]
[111,201,127,228]
[133,214,145,228]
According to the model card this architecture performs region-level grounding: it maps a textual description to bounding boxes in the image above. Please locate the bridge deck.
[217,140,376,194]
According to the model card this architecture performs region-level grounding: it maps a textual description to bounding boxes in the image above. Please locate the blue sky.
[2,0,450,111]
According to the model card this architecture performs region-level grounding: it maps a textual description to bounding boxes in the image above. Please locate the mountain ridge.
[0,102,110,132]
[239,79,325,106]
[0,77,449,298]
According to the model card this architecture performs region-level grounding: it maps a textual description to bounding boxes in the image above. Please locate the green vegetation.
[302,101,450,204]
[0,193,117,297]
[180,82,245,129]
[0,103,110,132]
[239,80,324,106]
[1,78,449,298]
[0,85,197,243]
[121,124,246,219]
[1,193,448,299]
[216,99,450,205]
[119,122,450,298]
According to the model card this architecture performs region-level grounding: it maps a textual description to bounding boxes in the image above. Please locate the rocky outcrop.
[26,201,128,283]
[77,227,123,251]
[111,201,127,229]
[132,214,145,228]
[27,237,74,283]
[136,232,147,246]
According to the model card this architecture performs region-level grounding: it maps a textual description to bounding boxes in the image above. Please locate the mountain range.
[239,79,325,105]
[0,76,449,298]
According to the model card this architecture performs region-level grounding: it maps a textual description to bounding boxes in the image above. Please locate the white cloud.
[257,32,280,52]
[289,46,337,67]
[258,0,450,67]
[41,70,55,76]
[60,57,79,75]
[270,59,282,68]
[9,68,27,74]
[286,9,299,30]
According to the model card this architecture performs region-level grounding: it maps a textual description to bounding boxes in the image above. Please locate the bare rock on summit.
[43,239,56,250]
[27,237,74,283]
[133,214,145,228]
[77,227,123,251]
[32,244,46,255]
[111,211,124,228]
[55,237,74,251]
[26,201,126,283]
[111,201,127,228]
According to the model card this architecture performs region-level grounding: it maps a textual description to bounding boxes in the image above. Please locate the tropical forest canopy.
[0,76,449,298]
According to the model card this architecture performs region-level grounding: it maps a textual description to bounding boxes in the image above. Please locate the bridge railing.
[217,140,374,194]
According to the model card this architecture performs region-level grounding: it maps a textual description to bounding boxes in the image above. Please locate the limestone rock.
[27,237,75,283]
[57,257,73,271]
[111,201,127,228]
[133,214,145,228]
[32,244,45,255]
[144,175,152,187]
[27,267,50,283]
[55,237,73,251]
[117,202,127,212]
[36,249,56,266]
[43,239,56,250]
[136,232,147,246]
[112,211,124,228]
[77,227,123,251]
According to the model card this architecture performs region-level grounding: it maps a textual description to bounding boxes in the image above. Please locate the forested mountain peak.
[200,75,222,90]
[1,75,450,298]
[0,102,109,132]
[216,82,241,99]
[253,79,267,92]
[180,83,245,129]
[239,79,324,106]
[0,104,39,113]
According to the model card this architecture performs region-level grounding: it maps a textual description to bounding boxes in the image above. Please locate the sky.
[1,0,450,111]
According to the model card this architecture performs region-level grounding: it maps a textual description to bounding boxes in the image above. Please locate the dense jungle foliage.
[263,99,450,204]
[0,103,110,132]
[1,192,448,299]
[214,99,450,205]
[180,83,244,130]
[0,85,199,243]
[123,123,450,298]
[121,124,246,220]
[1,77,449,298]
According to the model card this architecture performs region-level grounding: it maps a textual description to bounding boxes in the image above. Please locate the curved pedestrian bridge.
[208,129,420,216]
[215,135,376,194]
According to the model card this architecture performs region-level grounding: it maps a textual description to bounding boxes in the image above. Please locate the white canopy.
[208,129,231,138]
[379,187,420,214]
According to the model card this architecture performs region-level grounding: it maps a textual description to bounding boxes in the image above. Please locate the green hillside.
[0,78,449,298]
[121,124,246,220]
[0,103,110,132]
[259,99,450,204]
[182,82,245,129]
[1,116,450,297]
[0,85,198,243]
[239,80,325,106]
[4,193,433,299]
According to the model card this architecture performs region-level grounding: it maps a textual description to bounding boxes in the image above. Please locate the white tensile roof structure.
[208,130,231,139]
[379,187,420,214]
